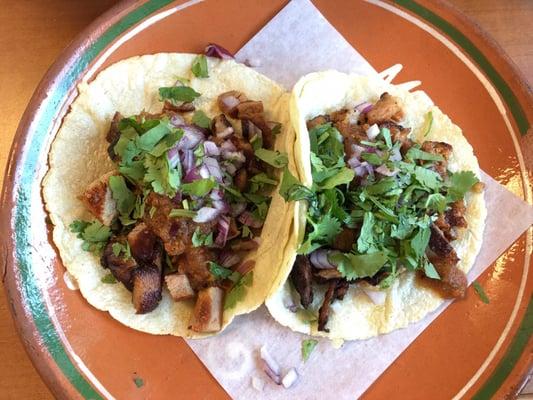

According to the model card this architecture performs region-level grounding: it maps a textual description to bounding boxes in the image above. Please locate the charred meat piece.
[445,201,467,229]
[230,135,254,165]
[178,247,217,290]
[366,93,404,125]
[334,280,350,301]
[332,227,357,252]
[235,100,264,121]
[318,280,337,332]
[234,168,248,192]
[106,112,123,161]
[217,91,248,118]
[421,141,453,177]
[165,273,195,301]
[80,171,118,226]
[380,121,413,153]
[426,254,467,298]
[428,224,458,259]
[127,223,160,264]
[132,265,162,314]
[144,193,215,256]
[330,109,368,158]
[211,114,234,139]
[307,114,331,130]
[434,213,456,241]
[241,119,262,141]
[101,237,137,290]
[189,287,224,333]
[290,255,314,308]
[163,100,195,113]
[313,268,343,283]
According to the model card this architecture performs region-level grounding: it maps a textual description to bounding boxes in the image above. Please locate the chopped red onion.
[172,191,182,204]
[366,124,380,140]
[347,156,361,169]
[376,164,399,177]
[204,157,223,182]
[181,150,195,172]
[204,43,234,60]
[167,147,180,168]
[183,167,202,183]
[238,211,263,228]
[364,162,375,178]
[203,141,220,157]
[170,114,185,127]
[193,207,219,223]
[199,165,210,179]
[231,202,246,217]
[260,345,281,378]
[219,250,241,267]
[213,200,230,213]
[360,284,387,306]
[390,147,402,162]
[210,188,224,201]
[215,216,230,247]
[281,368,298,389]
[354,101,373,113]
[351,144,365,158]
[220,140,237,152]
[309,249,337,269]
[177,125,204,150]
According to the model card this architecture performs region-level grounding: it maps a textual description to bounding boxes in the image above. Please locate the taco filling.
[70,82,286,333]
[280,92,484,333]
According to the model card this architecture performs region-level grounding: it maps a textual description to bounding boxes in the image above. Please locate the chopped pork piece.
[127,223,161,264]
[306,114,331,130]
[165,273,195,301]
[144,193,215,256]
[290,255,314,308]
[132,265,162,314]
[234,168,248,192]
[178,247,217,290]
[445,201,467,228]
[428,224,458,259]
[318,280,337,332]
[235,100,264,121]
[217,91,248,117]
[380,121,413,153]
[211,114,234,139]
[434,213,456,241]
[366,93,404,125]
[421,141,453,177]
[163,100,195,113]
[334,280,350,301]
[189,287,224,333]
[313,268,343,282]
[80,171,118,226]
[241,119,262,141]
[101,237,137,291]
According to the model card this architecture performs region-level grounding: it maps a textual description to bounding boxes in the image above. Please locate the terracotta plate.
[1,0,532,399]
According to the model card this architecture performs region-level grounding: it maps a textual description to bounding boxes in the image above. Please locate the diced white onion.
[366,124,380,140]
[193,207,219,223]
[282,368,298,389]
[360,284,387,306]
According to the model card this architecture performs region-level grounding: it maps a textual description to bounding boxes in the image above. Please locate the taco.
[43,51,298,337]
[267,70,487,340]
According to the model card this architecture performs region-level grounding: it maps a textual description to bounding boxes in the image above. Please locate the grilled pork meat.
[332,227,357,252]
[421,141,453,177]
[101,237,137,290]
[190,286,224,333]
[290,255,314,308]
[217,91,248,118]
[306,114,331,131]
[318,280,337,332]
[365,92,404,125]
[80,172,118,226]
[178,247,217,291]
[132,265,163,314]
[165,273,195,301]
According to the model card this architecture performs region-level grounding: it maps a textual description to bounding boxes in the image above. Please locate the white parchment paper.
[187,1,533,399]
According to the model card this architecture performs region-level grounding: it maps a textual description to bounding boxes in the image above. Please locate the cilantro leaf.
[181,178,216,197]
[224,272,253,309]
[472,281,490,304]
[447,171,479,202]
[425,193,446,213]
[410,226,431,258]
[159,86,201,103]
[423,259,440,280]
[254,148,288,168]
[209,262,233,279]
[318,167,354,190]
[279,167,302,200]
[109,175,136,219]
[381,127,392,148]
[298,214,341,254]
[70,220,111,253]
[406,147,444,162]
[192,110,211,128]
[136,122,171,152]
[330,251,388,281]
[144,154,181,196]
[169,209,197,218]
[357,212,375,253]
[192,227,213,247]
[301,339,318,362]
[133,377,144,388]
[414,166,441,189]
[191,55,209,78]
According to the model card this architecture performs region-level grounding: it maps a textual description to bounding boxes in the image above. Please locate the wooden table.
[0,1,531,399]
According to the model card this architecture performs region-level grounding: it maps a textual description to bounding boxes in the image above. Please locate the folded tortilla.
[43,54,299,338]
[266,70,487,340]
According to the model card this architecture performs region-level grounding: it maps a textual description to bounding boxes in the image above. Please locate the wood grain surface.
[0,1,531,399]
